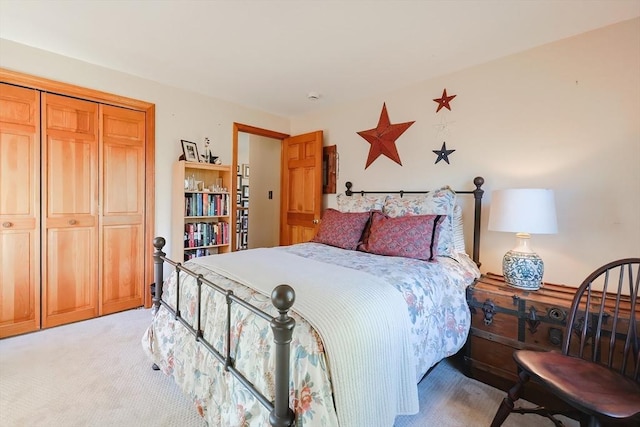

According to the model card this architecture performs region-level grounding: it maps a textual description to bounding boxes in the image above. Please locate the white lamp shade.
[488,189,558,234]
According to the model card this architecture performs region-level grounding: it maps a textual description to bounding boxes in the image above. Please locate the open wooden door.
[280,131,323,245]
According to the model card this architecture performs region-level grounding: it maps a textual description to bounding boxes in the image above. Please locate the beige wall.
[290,18,640,286]
[2,18,638,285]
[0,38,290,260]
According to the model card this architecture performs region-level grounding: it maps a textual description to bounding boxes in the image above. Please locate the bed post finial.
[345,181,353,196]
[473,176,485,189]
[270,284,296,427]
[152,237,166,312]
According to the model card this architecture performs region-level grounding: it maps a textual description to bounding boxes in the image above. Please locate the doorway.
[232,124,289,250]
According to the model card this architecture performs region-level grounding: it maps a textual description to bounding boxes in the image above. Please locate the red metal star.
[433,89,457,113]
[357,103,415,169]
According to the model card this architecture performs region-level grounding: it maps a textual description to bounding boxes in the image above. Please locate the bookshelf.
[172,160,232,261]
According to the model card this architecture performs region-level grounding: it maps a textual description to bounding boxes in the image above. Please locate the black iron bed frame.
[150,176,485,427]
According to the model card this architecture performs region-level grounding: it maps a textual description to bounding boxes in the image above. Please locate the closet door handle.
[2,222,12,228]
[68,219,77,225]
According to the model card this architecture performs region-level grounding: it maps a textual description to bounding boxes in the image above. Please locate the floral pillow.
[359,211,444,261]
[382,186,457,258]
[336,193,388,213]
[311,208,371,250]
[452,204,466,254]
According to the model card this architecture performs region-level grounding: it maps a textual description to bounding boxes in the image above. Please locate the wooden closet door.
[100,105,145,314]
[42,93,99,328]
[0,84,40,338]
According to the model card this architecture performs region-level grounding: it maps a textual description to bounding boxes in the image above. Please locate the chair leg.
[490,370,530,427]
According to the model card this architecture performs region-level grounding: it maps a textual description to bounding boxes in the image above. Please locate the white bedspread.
[192,247,419,427]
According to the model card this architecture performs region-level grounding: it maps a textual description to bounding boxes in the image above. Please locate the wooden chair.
[490,258,640,427]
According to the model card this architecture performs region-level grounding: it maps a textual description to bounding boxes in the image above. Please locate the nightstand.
[463,272,577,404]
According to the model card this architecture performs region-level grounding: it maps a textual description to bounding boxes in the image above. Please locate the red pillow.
[359,212,444,261]
[311,208,371,250]
[356,209,381,251]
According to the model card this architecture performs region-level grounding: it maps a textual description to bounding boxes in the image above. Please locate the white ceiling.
[1,0,638,118]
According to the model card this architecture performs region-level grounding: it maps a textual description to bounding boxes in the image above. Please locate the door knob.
[68,219,77,225]
[313,219,320,224]
[2,222,12,228]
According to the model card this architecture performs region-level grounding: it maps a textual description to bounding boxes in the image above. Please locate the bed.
[142,177,485,427]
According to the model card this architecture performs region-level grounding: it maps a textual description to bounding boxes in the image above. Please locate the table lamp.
[488,188,558,290]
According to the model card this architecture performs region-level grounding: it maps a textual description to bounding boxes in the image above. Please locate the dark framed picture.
[242,164,250,178]
[181,140,200,162]
[236,192,241,204]
[241,199,249,208]
[242,185,249,199]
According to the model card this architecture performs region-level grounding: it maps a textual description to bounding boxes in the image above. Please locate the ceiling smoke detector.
[307,91,321,101]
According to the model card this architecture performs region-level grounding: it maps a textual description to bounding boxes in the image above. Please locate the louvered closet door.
[100,105,145,314]
[0,84,40,338]
[42,93,99,328]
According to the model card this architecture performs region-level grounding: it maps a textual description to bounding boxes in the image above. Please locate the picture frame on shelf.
[181,140,200,162]
[242,185,249,198]
[242,164,250,178]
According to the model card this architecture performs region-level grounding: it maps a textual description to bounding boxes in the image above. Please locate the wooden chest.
[463,273,579,395]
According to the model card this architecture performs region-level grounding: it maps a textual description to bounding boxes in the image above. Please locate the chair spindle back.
[562,258,640,381]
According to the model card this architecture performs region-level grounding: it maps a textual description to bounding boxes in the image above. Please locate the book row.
[185,192,229,217]
[184,247,218,261]
[184,221,230,249]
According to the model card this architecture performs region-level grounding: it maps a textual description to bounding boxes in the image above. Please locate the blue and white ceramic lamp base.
[502,250,544,290]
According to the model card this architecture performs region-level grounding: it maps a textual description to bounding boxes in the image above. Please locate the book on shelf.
[184,193,229,217]
[184,247,219,261]
[184,221,230,248]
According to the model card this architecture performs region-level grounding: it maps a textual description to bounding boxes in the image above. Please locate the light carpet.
[0,308,577,427]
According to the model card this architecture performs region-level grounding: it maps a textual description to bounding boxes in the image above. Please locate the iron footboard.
[151,237,296,427]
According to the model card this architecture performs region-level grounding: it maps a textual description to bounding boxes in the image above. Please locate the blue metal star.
[432,142,455,164]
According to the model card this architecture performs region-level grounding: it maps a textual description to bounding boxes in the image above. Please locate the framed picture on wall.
[242,185,249,199]
[181,140,200,162]
[242,164,250,178]
[236,192,241,204]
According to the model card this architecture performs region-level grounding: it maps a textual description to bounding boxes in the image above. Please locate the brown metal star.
[433,88,457,113]
[357,103,415,169]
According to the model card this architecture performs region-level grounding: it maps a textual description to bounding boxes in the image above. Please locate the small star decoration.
[434,115,456,139]
[433,89,456,113]
[433,142,455,164]
[357,103,415,169]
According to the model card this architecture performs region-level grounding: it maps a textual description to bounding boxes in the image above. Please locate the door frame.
[232,123,289,251]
